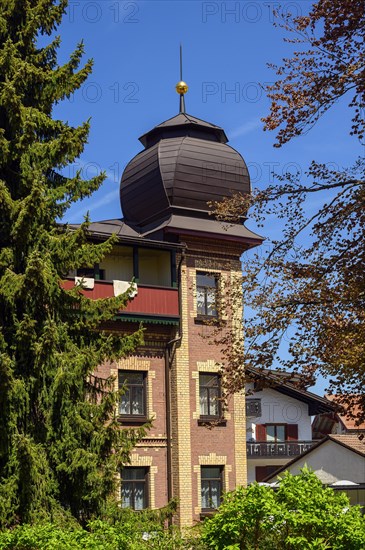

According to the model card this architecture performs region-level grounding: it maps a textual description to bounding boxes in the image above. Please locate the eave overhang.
[246,367,339,415]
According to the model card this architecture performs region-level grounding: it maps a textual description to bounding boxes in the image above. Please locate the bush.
[201,468,365,550]
[0,506,203,549]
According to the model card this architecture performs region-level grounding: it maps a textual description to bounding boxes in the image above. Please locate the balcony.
[247,441,315,458]
[62,279,179,317]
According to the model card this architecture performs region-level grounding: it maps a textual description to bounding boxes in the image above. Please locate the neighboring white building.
[245,369,337,483]
[265,434,365,509]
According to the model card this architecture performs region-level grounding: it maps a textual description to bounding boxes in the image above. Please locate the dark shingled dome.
[120,112,251,229]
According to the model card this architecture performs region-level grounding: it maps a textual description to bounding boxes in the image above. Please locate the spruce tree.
[0,0,145,527]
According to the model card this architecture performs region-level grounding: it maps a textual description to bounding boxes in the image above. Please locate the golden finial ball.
[176,81,188,94]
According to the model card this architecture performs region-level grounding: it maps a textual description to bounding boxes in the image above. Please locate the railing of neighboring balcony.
[247,440,315,458]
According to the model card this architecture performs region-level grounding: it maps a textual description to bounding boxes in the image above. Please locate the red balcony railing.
[62,279,179,317]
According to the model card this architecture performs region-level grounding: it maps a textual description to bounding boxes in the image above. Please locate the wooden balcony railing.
[247,440,315,458]
[62,279,179,317]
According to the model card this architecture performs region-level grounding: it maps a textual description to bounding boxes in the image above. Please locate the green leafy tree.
[0,0,146,527]
[202,469,365,550]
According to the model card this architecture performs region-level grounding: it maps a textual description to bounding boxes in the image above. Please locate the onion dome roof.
[120,111,251,229]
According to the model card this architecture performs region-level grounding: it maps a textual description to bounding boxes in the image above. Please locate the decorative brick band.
[136,437,167,447]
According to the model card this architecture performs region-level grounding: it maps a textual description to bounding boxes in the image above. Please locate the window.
[121,467,148,510]
[196,272,218,317]
[119,371,146,418]
[266,424,286,442]
[201,466,223,511]
[256,424,298,441]
[199,374,221,418]
[245,399,262,417]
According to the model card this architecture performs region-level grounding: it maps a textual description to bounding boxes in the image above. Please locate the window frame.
[121,467,149,510]
[199,373,223,421]
[245,398,262,417]
[265,423,287,442]
[118,370,147,423]
[196,271,219,319]
[201,466,224,512]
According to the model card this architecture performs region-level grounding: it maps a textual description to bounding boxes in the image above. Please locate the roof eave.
[246,367,338,414]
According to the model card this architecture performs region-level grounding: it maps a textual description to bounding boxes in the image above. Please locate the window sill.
[194,315,222,326]
[118,416,148,425]
[200,510,217,519]
[198,417,227,427]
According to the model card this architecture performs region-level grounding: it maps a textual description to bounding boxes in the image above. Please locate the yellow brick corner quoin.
[173,263,193,527]
[233,390,247,487]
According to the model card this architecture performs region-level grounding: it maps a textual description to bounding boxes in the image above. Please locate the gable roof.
[264,434,365,482]
[246,367,338,415]
[327,434,365,454]
[326,395,365,430]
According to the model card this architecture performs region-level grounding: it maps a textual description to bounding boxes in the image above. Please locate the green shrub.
[202,468,365,550]
[0,508,203,549]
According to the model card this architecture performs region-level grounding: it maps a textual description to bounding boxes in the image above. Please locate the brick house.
[66,94,341,524]
[66,98,263,526]
[65,96,336,527]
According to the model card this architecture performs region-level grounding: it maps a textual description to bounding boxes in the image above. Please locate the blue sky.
[54,0,361,226]
[52,1,362,395]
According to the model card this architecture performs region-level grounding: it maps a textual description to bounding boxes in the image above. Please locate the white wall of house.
[269,439,365,484]
[245,384,312,442]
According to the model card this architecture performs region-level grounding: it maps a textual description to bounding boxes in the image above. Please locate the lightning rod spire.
[175,44,188,114]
